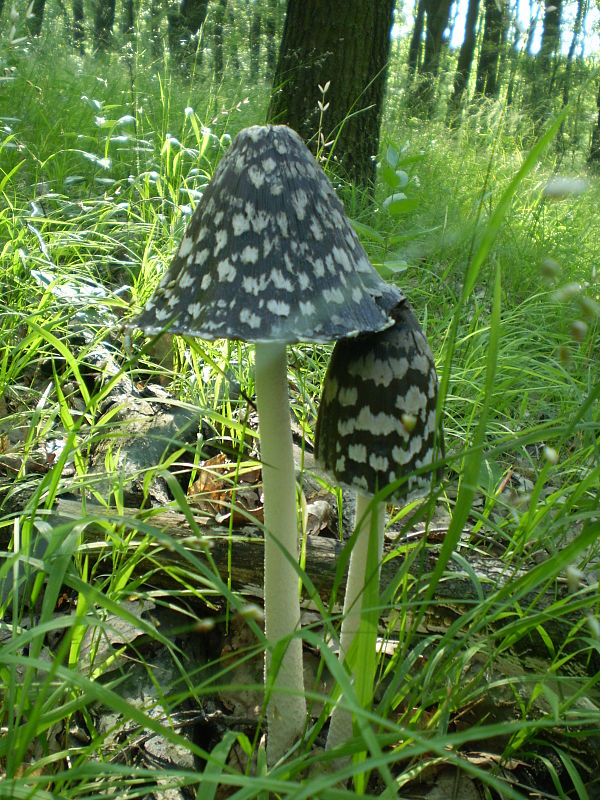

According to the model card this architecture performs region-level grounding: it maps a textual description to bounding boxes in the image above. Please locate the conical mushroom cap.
[315,302,442,501]
[133,125,403,344]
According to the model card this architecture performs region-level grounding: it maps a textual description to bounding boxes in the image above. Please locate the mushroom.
[130,124,404,763]
[314,299,442,754]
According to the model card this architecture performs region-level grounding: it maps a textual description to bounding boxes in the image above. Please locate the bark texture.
[27,0,47,36]
[94,0,116,50]
[168,0,209,64]
[407,0,426,82]
[267,0,394,186]
[474,0,504,98]
[42,498,599,674]
[588,74,600,166]
[447,0,480,119]
[72,0,85,51]
[408,0,453,116]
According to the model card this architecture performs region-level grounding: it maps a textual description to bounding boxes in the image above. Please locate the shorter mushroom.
[314,299,443,754]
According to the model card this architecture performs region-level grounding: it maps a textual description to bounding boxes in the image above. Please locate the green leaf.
[394,169,409,189]
[380,161,401,189]
[385,144,400,168]
[383,194,418,217]
[197,730,241,800]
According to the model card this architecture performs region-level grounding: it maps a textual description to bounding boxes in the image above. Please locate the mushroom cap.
[133,125,403,344]
[315,301,442,502]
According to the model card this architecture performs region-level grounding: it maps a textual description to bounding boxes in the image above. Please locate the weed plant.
[0,28,599,800]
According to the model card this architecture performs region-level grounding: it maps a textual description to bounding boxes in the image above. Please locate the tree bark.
[72,0,85,52]
[264,0,279,79]
[560,0,586,111]
[539,0,563,94]
[528,0,563,128]
[249,2,262,81]
[406,0,426,83]
[447,0,480,120]
[588,73,600,166]
[122,0,136,36]
[408,0,453,117]
[27,0,46,36]
[168,0,209,64]
[94,0,116,50]
[40,498,599,672]
[213,0,227,80]
[267,0,395,187]
[474,0,504,97]
[150,0,163,57]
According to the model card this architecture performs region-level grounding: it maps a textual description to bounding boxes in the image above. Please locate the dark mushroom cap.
[315,301,442,501]
[133,125,403,344]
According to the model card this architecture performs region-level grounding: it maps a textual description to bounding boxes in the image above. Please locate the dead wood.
[6,498,597,671]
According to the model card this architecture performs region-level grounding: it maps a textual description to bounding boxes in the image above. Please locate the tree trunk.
[265,0,279,79]
[267,0,395,187]
[529,0,563,128]
[406,0,426,82]
[539,0,563,94]
[226,2,239,74]
[94,0,116,50]
[557,0,586,151]
[588,73,600,167]
[249,2,262,81]
[213,0,227,80]
[560,0,585,110]
[150,0,163,57]
[408,0,453,116]
[446,0,480,120]
[27,0,46,36]
[72,0,85,52]
[474,0,504,97]
[45,498,600,673]
[168,0,209,64]
[122,0,136,36]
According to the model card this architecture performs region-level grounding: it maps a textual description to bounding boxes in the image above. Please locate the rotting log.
[5,498,598,672]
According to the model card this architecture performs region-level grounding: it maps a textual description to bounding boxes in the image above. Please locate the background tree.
[560,0,586,110]
[264,0,279,78]
[249,1,261,81]
[539,0,563,94]
[446,0,480,120]
[588,72,600,165]
[213,0,227,80]
[168,0,209,64]
[94,0,116,50]
[558,0,587,149]
[408,0,454,117]
[72,0,85,52]
[474,0,505,98]
[122,0,136,37]
[267,0,395,186]
[406,0,426,83]
[27,0,46,36]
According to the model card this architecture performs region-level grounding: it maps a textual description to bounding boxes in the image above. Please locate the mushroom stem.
[326,493,385,754]
[254,341,307,764]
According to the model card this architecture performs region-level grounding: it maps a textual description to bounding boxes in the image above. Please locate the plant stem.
[254,341,307,764]
[326,493,385,754]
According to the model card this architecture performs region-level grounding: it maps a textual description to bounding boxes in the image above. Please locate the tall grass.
[0,28,599,799]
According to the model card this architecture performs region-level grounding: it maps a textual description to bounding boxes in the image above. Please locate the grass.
[1,27,599,800]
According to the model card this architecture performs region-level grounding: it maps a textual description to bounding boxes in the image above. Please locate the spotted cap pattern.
[133,125,404,344]
[315,301,442,502]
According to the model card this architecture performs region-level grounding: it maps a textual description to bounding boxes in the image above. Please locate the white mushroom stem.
[326,492,385,754]
[254,341,307,764]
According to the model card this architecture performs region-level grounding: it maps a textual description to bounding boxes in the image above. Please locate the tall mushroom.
[314,300,442,754]
[130,125,404,763]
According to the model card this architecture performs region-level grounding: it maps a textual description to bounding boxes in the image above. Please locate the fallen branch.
[7,498,597,671]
